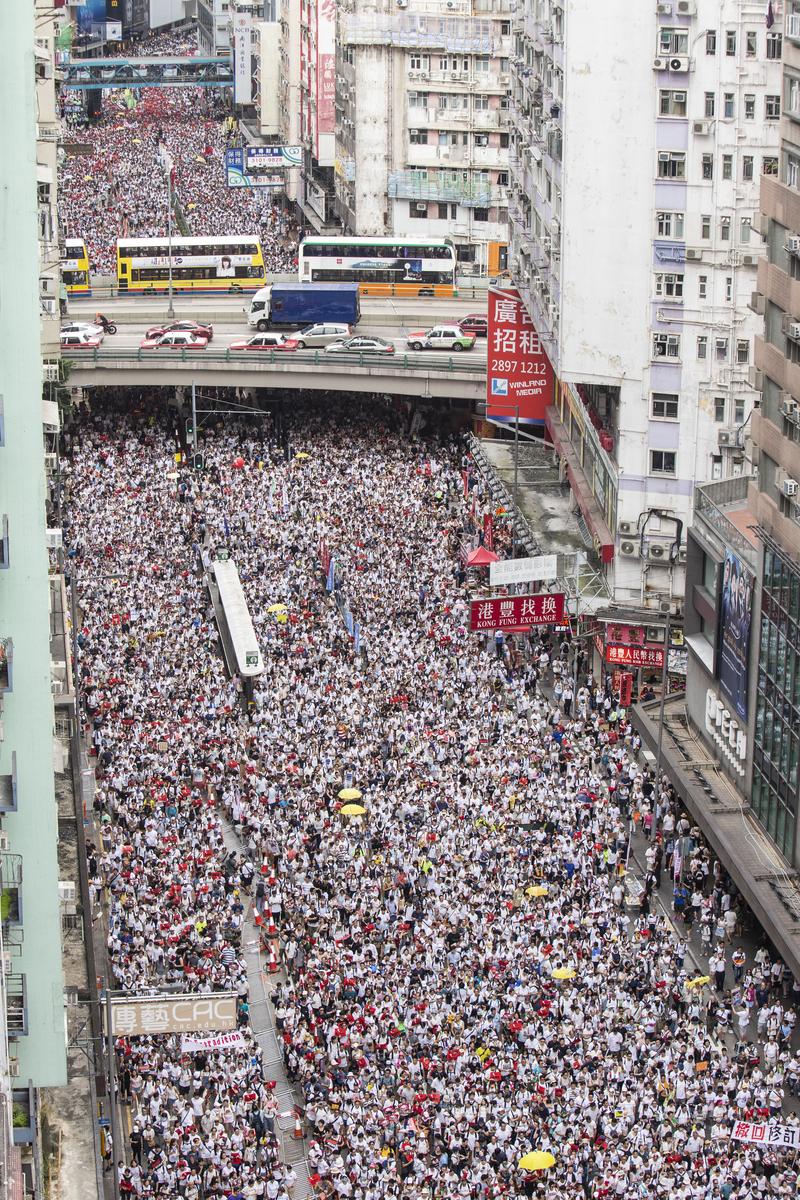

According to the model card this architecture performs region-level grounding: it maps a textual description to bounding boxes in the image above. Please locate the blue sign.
[224,146,301,188]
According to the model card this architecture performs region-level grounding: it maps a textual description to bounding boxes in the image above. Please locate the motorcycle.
[95,314,117,335]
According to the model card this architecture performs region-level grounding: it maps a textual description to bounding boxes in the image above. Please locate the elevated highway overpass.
[65,347,486,401]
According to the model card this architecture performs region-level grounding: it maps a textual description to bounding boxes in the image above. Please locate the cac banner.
[718,549,754,722]
[487,287,554,424]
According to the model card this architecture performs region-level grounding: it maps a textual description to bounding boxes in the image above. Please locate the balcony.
[693,475,759,568]
[11,1086,33,1146]
[5,975,27,1038]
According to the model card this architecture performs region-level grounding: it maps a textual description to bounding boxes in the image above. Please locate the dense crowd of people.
[59,26,299,276]
[65,392,800,1200]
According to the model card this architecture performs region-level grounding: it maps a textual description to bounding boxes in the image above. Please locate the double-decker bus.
[61,238,91,295]
[116,236,267,293]
[297,236,457,297]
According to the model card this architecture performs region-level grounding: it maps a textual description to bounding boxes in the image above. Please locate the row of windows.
[752,766,796,861]
[652,332,750,364]
[129,266,262,282]
[659,89,780,121]
[302,243,455,260]
[660,27,781,58]
[408,92,508,111]
[407,202,495,222]
[309,268,454,283]
[120,243,260,260]
[409,53,509,72]
[409,130,510,148]
[655,268,753,303]
[658,140,778,181]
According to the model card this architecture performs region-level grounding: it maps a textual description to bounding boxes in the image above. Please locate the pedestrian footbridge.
[60,56,233,90]
[66,347,486,401]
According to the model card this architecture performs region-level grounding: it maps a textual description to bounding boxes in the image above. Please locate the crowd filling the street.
[59,28,299,277]
[61,391,800,1200]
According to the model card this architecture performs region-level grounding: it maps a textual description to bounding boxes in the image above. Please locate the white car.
[406,324,476,352]
[60,321,105,341]
[60,330,103,350]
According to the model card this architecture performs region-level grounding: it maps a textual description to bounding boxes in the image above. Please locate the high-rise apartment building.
[508,0,780,610]
[331,0,511,268]
[0,0,67,1120]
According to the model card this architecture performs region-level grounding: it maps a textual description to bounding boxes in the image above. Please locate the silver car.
[291,322,352,348]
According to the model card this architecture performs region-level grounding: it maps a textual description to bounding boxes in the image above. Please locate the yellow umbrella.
[295,451,310,460]
[338,788,362,801]
[132,138,142,144]
[527,885,548,897]
[552,967,576,980]
[340,803,366,816]
[686,975,711,990]
[267,603,288,614]
[519,1151,555,1172]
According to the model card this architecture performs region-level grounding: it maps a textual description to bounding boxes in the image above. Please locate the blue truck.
[247,283,361,331]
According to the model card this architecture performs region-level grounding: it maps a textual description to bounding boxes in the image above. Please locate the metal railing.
[5,976,26,1038]
[64,347,488,373]
[694,475,757,565]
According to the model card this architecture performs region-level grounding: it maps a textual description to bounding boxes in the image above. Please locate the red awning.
[545,406,615,563]
[466,546,499,566]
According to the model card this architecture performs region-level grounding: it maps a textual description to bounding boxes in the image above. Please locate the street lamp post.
[167,164,175,319]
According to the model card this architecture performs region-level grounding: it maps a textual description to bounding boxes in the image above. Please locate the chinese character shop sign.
[605,643,665,669]
[470,593,565,631]
[487,287,555,424]
[108,992,238,1037]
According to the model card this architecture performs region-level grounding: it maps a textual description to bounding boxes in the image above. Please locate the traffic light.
[193,452,204,471]
[185,418,194,440]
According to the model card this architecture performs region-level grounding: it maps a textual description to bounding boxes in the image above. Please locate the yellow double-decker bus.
[61,238,91,296]
[117,236,267,294]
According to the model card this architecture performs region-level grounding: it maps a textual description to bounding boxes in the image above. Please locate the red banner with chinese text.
[487,287,555,424]
[470,593,565,632]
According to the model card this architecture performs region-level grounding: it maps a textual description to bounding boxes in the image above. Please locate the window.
[656,211,684,238]
[474,55,490,72]
[743,155,754,181]
[659,28,688,55]
[701,214,711,239]
[473,207,490,222]
[735,399,745,424]
[715,337,729,360]
[725,30,736,55]
[725,276,733,302]
[737,339,750,364]
[722,154,733,180]
[697,335,708,359]
[652,392,679,420]
[766,94,781,120]
[408,91,428,106]
[721,215,731,240]
[650,450,677,475]
[409,201,428,218]
[788,153,800,189]
[473,93,489,110]
[704,92,716,118]
[654,272,684,299]
[653,332,680,358]
[500,20,510,33]
[746,30,757,57]
[497,170,509,186]
[660,89,687,117]
[409,129,426,144]
[767,32,783,59]
[744,94,755,120]
[741,216,752,243]
[724,93,735,119]
[789,77,800,115]
[706,30,716,54]
[474,133,489,147]
[714,396,726,423]
[410,53,429,70]
[658,151,685,178]
[702,154,713,180]
[437,93,447,109]
[764,156,778,176]
[499,132,510,148]
[698,274,708,299]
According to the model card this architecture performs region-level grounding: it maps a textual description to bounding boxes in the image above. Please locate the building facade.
[0,0,68,1117]
[331,0,511,267]
[509,0,780,610]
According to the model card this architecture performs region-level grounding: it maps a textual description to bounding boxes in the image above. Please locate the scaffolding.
[340,13,498,53]
[389,169,506,206]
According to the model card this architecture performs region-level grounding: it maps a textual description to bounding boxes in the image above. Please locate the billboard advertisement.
[470,593,565,632]
[76,0,106,34]
[487,287,555,425]
[315,0,336,160]
[233,12,252,106]
[719,549,754,722]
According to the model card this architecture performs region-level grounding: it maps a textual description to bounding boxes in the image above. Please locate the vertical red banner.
[487,287,555,424]
[483,512,494,552]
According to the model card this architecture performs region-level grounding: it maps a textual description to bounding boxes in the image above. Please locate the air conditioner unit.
[658,151,671,163]
[787,236,800,256]
[783,477,799,497]
[414,202,427,211]
[750,291,765,314]
[0,832,10,852]
[658,600,672,615]
[656,2,672,12]
[40,298,57,316]
[741,253,757,267]
[419,71,429,79]
[653,56,667,70]
[667,57,690,72]
[619,520,635,535]
[693,120,710,135]
[685,248,702,260]
[676,0,696,12]
[787,322,800,341]
[647,543,668,560]
[396,0,408,8]
[45,528,62,550]
[677,547,687,565]
[620,540,640,558]
[44,453,58,473]
[781,394,799,419]
[9,1062,20,1078]
[42,362,59,383]
[718,430,736,447]
[58,881,76,904]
